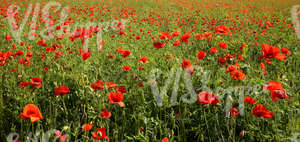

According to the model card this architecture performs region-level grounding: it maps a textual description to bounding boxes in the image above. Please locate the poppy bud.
[239,130,245,138]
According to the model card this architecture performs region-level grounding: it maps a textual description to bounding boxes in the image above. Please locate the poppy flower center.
[27,110,36,115]
[273,89,286,98]
[113,97,120,102]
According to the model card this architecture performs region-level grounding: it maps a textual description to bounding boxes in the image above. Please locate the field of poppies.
[1,0,300,141]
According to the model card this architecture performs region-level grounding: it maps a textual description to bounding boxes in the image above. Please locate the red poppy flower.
[197,91,220,106]
[82,123,93,132]
[244,96,256,104]
[260,62,265,70]
[42,66,49,72]
[196,32,212,41]
[264,59,272,65]
[59,135,67,141]
[259,44,286,60]
[162,137,169,142]
[240,44,245,52]
[81,52,90,60]
[78,48,87,55]
[101,109,111,118]
[252,104,273,118]
[203,32,212,41]
[135,35,141,39]
[30,77,42,88]
[180,32,191,43]
[231,107,239,117]
[209,47,218,55]
[20,81,30,88]
[117,86,126,94]
[264,81,288,101]
[108,91,125,107]
[138,57,148,64]
[265,21,273,27]
[20,104,43,123]
[122,65,131,71]
[225,54,235,60]
[106,82,117,89]
[15,50,24,56]
[6,34,12,41]
[195,33,203,40]
[159,32,172,40]
[41,52,46,60]
[215,25,229,33]
[0,52,8,66]
[10,44,15,50]
[139,126,144,130]
[92,128,109,141]
[10,68,17,72]
[45,46,56,52]
[116,48,123,53]
[181,59,191,69]
[37,39,47,46]
[55,86,70,96]
[11,44,17,49]
[280,48,291,55]
[91,80,104,91]
[107,54,114,59]
[173,40,181,47]
[153,42,165,49]
[119,30,126,36]
[218,57,226,66]
[54,52,62,60]
[197,50,206,60]
[226,65,238,73]
[231,70,246,80]
[139,82,143,87]
[218,41,228,49]
[120,50,131,58]
[171,31,180,37]
[18,58,25,64]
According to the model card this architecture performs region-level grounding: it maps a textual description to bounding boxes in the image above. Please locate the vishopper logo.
[291,5,300,40]
[146,66,267,117]
[6,1,128,52]
[7,128,69,142]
